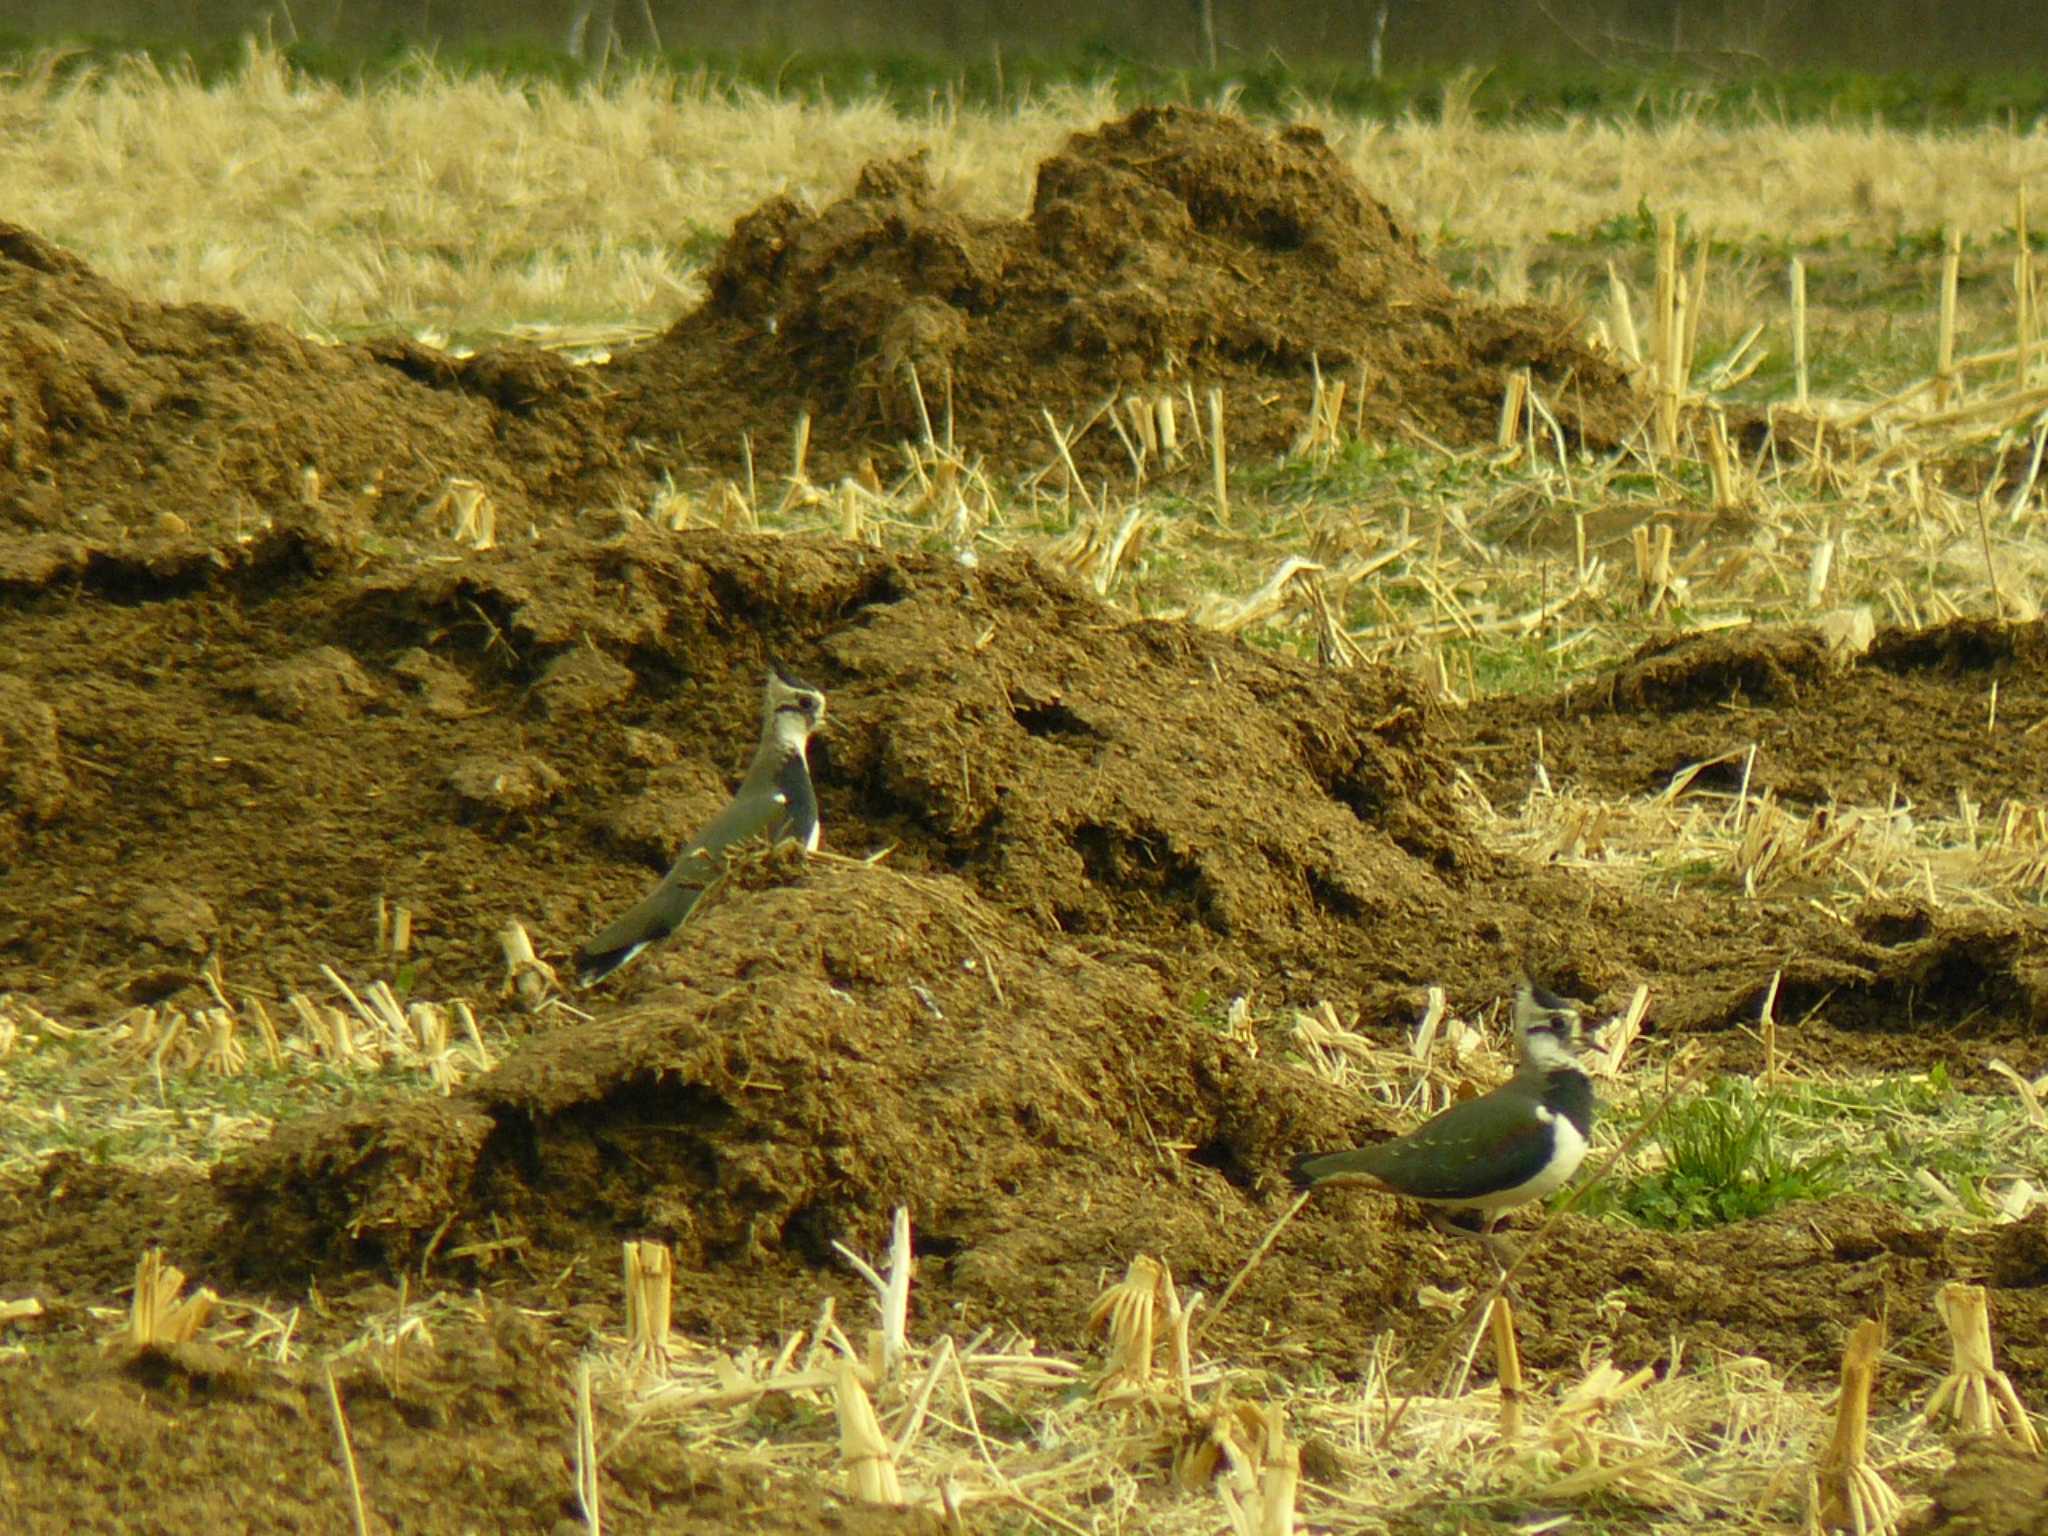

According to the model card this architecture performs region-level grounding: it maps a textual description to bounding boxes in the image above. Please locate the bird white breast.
[1468,1105,1590,1212]
[773,713,815,753]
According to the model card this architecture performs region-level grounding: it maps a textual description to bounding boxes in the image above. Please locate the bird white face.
[1512,982,1587,1071]
[763,667,826,750]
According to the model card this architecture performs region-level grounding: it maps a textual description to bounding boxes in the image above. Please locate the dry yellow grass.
[3,42,2044,339]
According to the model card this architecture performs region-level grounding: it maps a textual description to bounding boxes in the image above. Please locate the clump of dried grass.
[563,1201,2021,1536]
[0,946,510,1177]
[1480,755,2048,921]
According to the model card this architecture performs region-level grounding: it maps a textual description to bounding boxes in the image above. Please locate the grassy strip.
[8,32,2048,127]
[1582,1069,2046,1231]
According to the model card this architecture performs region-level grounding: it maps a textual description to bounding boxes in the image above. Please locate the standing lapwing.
[575,665,826,987]
[1292,983,1596,1249]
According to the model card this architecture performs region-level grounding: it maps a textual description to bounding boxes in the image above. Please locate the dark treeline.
[12,0,2048,73]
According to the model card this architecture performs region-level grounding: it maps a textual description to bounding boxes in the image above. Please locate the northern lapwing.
[575,665,825,987]
[1292,982,1596,1249]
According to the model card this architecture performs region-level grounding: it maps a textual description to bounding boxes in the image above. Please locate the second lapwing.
[1292,982,1596,1240]
[575,665,825,987]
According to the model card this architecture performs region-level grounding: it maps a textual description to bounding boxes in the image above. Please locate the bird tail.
[574,885,700,988]
[575,939,651,989]
[1290,1148,1382,1190]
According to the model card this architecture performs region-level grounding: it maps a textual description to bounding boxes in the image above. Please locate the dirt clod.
[0,672,67,859]
[1912,1438,2048,1536]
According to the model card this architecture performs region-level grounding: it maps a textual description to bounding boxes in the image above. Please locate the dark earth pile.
[602,105,1639,480]
[1,105,2043,1536]
[2,106,1638,563]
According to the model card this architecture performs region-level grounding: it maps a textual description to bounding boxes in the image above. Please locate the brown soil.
[0,1320,943,1536]
[601,106,1638,481]
[0,226,641,559]
[2,108,2044,1536]
[2,106,1636,560]
[1912,1438,2048,1536]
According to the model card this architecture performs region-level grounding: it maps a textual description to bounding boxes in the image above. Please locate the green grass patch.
[0,1025,428,1174]
[1584,1067,2046,1230]
[1584,1078,1845,1230]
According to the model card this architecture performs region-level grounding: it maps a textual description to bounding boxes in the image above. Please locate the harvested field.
[3,64,2046,1536]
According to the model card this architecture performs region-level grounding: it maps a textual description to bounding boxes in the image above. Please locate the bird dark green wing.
[574,758,811,986]
[663,768,804,883]
[1294,1094,1555,1203]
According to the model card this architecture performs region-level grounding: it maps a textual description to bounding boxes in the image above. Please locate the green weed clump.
[1590,1081,1845,1231]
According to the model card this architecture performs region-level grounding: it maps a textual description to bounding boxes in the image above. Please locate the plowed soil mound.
[5,518,2047,1316]
[2,103,2045,1534]
[0,227,639,560]
[0,1318,943,1535]
[1,108,1638,559]
[1458,619,2048,811]
[605,106,1637,480]
[6,512,2048,1526]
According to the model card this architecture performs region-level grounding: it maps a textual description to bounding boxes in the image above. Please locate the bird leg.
[1423,1208,1486,1243]
[1478,1224,1522,1281]
[1422,1210,1521,1282]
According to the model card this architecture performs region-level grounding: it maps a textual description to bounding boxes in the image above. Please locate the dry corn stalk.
[835,1358,903,1504]
[1814,1319,1903,1535]
[1921,1282,2041,1452]
[1651,212,1686,455]
[1258,1408,1301,1536]
[422,477,495,551]
[1986,1058,2048,1130]
[1633,522,1679,614]
[1791,256,1810,405]
[1496,368,1531,451]
[289,992,356,1064]
[1935,226,1962,410]
[1161,1263,1201,1406]
[832,1206,914,1382]
[1586,984,1649,1079]
[407,1002,463,1094]
[323,1363,372,1536]
[1213,1403,1299,1536]
[1175,1396,1270,1494]
[128,1248,217,1349]
[499,920,557,1010]
[623,1240,674,1372]
[451,1000,495,1074]
[244,994,284,1068]
[573,1358,601,1535]
[1290,357,1349,463]
[1089,1254,1165,1395]
[198,1005,247,1075]
[1043,500,1149,596]
[1490,1294,1525,1443]
[1208,386,1229,522]
[1545,1359,1658,1469]
[1087,1252,1202,1403]
[1818,606,1877,660]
